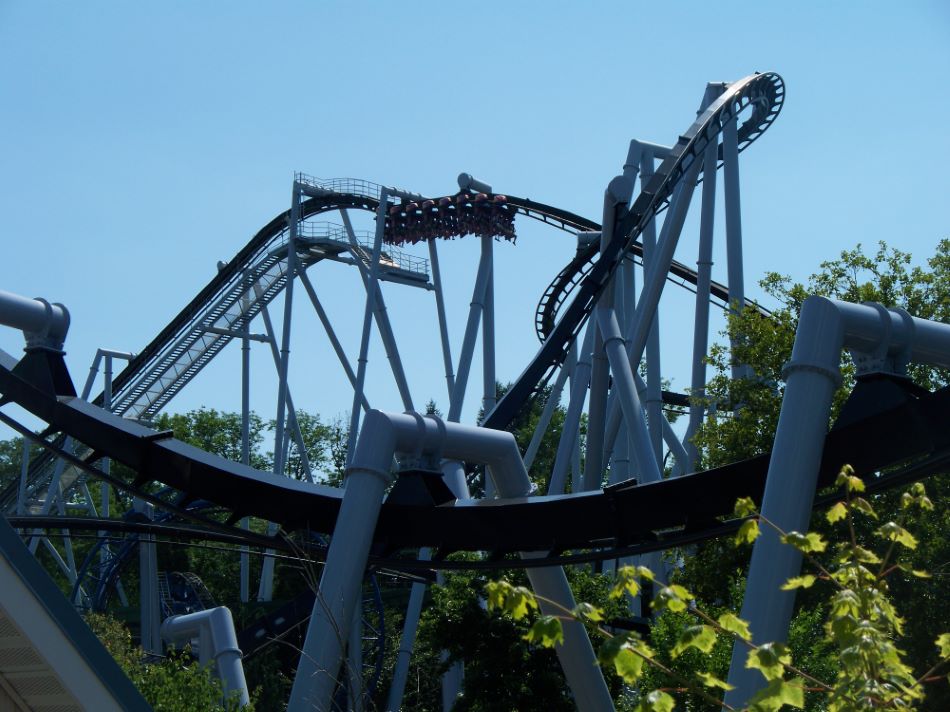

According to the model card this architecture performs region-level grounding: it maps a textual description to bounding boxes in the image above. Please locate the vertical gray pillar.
[240,278,251,604]
[684,114,720,473]
[136,499,161,655]
[289,412,396,711]
[428,239,457,400]
[481,235,496,420]
[639,151,665,467]
[585,176,631,491]
[722,109,746,384]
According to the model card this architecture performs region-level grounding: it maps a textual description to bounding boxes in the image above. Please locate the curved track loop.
[485,72,785,431]
[3,348,948,570]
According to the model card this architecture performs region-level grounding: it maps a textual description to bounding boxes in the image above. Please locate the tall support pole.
[481,236,496,421]
[722,107,746,383]
[290,412,396,710]
[136,498,160,655]
[584,177,630,491]
[240,277,251,604]
[549,326,595,495]
[596,308,662,484]
[602,159,702,456]
[684,100,722,473]
[446,247,492,424]
[252,289,314,480]
[428,239,456,400]
[99,355,115,584]
[724,299,950,705]
[272,182,301,480]
[640,151,665,467]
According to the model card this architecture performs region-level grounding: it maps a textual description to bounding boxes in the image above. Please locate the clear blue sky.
[1,2,948,448]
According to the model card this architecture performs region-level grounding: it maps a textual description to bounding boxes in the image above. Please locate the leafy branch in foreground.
[486,469,949,711]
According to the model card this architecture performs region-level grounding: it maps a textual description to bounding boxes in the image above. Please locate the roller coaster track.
[3,345,948,571]
[484,72,785,431]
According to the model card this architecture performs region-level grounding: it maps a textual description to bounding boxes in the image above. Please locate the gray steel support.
[289,411,396,711]
[639,151,665,467]
[523,361,571,471]
[603,158,702,456]
[481,236,496,421]
[595,309,661,485]
[240,278,251,604]
[684,111,720,473]
[252,290,313,479]
[292,412,612,711]
[428,239,457,399]
[255,290,313,601]
[272,183,301,482]
[135,499,160,656]
[722,111,746,383]
[724,298,950,706]
[585,177,631,491]
[298,271,371,413]
[447,246,492,423]
[549,325,595,495]
[161,607,250,707]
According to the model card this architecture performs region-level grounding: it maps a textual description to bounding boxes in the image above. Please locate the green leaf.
[746,642,792,682]
[635,565,655,582]
[611,567,640,599]
[635,689,675,712]
[747,678,805,711]
[671,624,717,658]
[523,615,563,648]
[835,466,865,493]
[484,580,509,611]
[781,531,827,553]
[718,612,752,642]
[937,633,950,658]
[850,497,877,519]
[735,518,760,546]
[611,565,655,599]
[781,574,817,591]
[613,647,644,683]
[734,496,757,517]
[653,585,692,614]
[572,602,604,623]
[877,522,918,550]
[697,671,734,691]
[850,545,882,564]
[825,501,847,523]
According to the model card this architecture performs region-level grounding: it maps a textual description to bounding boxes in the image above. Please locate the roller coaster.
[2,72,949,711]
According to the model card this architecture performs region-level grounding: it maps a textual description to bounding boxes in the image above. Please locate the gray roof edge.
[0,514,151,711]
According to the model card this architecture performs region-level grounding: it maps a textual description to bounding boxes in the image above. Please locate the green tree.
[677,241,950,709]
[155,408,269,470]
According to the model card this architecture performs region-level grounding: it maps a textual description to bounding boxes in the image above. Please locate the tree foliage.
[86,612,251,710]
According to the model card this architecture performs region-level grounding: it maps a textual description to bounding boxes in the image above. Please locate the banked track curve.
[3,345,949,571]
